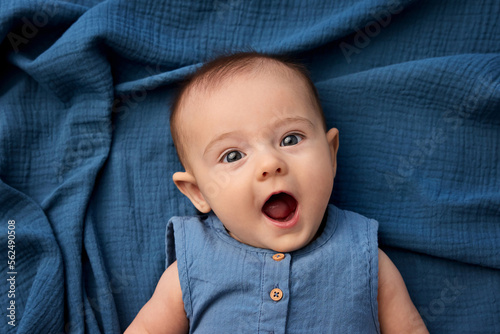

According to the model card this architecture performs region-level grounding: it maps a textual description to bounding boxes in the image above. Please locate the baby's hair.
[170,51,326,170]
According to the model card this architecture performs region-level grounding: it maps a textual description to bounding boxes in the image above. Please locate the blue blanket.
[1,0,499,332]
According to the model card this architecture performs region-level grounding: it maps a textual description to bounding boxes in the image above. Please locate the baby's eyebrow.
[272,116,315,129]
[203,131,239,157]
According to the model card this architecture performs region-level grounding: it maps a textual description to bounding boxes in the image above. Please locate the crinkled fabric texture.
[0,0,498,333]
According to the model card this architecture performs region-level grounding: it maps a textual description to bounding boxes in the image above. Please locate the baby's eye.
[280,134,303,147]
[222,150,245,163]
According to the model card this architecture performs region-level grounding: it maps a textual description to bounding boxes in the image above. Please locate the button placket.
[258,252,291,334]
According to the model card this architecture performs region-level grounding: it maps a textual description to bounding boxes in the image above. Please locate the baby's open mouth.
[262,192,298,222]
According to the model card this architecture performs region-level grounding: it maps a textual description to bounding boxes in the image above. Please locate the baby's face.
[174,69,339,252]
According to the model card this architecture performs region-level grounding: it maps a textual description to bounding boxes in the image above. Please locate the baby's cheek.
[308,165,334,201]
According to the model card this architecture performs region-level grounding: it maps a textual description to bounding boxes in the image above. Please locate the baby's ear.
[326,128,340,174]
[172,172,211,213]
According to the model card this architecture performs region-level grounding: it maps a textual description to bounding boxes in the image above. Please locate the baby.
[126,52,428,333]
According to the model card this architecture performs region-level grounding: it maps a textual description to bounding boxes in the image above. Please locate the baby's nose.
[256,153,287,181]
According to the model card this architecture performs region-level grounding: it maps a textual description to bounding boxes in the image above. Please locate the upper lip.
[262,190,295,207]
[261,190,299,215]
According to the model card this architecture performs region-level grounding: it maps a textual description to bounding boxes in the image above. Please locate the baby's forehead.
[182,64,309,108]
[200,63,300,92]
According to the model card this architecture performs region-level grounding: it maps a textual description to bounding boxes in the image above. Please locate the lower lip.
[264,206,300,229]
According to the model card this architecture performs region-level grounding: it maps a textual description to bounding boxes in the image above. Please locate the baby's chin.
[226,231,294,252]
[268,224,326,253]
[268,238,314,253]
[256,235,317,253]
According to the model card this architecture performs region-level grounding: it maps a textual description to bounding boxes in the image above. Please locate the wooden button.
[270,288,283,301]
[272,253,285,261]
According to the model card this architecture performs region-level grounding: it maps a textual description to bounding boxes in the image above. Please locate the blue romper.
[166,204,380,333]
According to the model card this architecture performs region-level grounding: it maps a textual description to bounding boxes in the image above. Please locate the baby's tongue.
[262,193,297,221]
